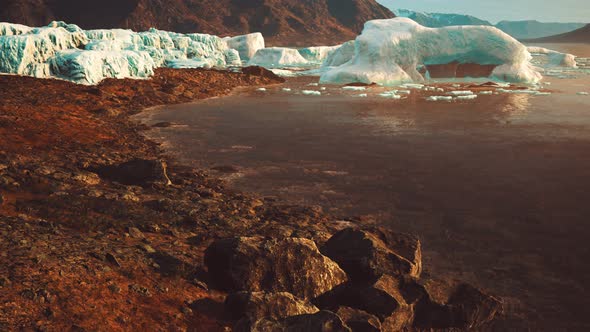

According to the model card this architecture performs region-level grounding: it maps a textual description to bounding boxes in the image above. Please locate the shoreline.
[0,68,502,331]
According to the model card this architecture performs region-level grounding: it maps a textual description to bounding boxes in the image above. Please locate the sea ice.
[456,94,478,100]
[301,90,321,96]
[426,96,453,101]
[256,88,267,92]
[527,46,577,68]
[448,90,474,96]
[577,92,589,96]
[320,18,542,85]
[342,86,366,91]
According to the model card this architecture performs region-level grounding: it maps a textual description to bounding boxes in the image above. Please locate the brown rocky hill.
[526,24,590,43]
[0,0,394,45]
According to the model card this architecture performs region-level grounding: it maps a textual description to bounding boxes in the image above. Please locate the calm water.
[137,44,590,330]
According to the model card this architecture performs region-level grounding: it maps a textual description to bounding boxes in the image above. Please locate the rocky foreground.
[0,68,501,331]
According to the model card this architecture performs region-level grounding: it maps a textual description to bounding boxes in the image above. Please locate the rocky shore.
[0,68,501,331]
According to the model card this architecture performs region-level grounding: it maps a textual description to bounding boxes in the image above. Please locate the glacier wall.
[0,21,249,84]
[320,18,543,85]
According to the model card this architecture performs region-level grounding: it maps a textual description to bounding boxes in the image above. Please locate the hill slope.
[525,24,590,43]
[496,20,586,40]
[394,9,492,27]
[0,0,394,46]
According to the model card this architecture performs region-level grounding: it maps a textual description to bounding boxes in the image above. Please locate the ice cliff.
[0,21,248,84]
[320,18,543,85]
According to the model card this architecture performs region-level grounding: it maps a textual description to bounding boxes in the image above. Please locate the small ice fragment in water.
[577,92,589,96]
[401,83,424,89]
[448,90,473,96]
[397,90,411,95]
[320,87,327,90]
[342,86,366,91]
[426,96,453,101]
[302,90,321,96]
[456,94,478,100]
[256,88,267,92]
[282,88,292,92]
[308,83,319,86]
[479,91,493,95]
[379,91,401,99]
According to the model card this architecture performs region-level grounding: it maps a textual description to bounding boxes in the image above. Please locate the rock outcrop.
[204,237,348,299]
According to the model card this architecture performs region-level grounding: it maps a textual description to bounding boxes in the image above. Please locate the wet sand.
[137,54,590,329]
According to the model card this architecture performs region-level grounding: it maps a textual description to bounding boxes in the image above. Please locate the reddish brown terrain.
[0,68,503,331]
[527,24,590,43]
[0,0,394,45]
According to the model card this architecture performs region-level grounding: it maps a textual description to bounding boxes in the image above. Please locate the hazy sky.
[378,0,590,23]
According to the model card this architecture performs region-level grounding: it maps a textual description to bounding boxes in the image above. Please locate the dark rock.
[93,158,172,186]
[129,284,151,297]
[225,291,319,322]
[335,307,381,332]
[149,252,190,277]
[205,237,347,299]
[313,275,414,331]
[105,253,121,267]
[413,283,502,330]
[242,66,285,82]
[242,311,351,332]
[127,226,144,239]
[321,228,421,282]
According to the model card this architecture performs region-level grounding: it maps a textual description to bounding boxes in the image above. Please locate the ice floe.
[447,90,474,96]
[320,18,542,86]
[301,90,321,96]
[342,86,366,91]
[426,96,453,101]
[527,46,577,68]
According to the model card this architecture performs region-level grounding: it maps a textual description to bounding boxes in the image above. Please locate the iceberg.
[321,41,355,68]
[225,33,265,61]
[298,45,341,63]
[320,18,542,86]
[248,47,309,68]
[527,46,577,68]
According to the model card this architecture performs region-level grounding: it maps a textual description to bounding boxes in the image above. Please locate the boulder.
[225,291,319,322]
[413,283,502,329]
[93,158,172,186]
[314,275,414,331]
[335,307,381,332]
[321,228,421,282]
[242,311,352,332]
[205,237,347,299]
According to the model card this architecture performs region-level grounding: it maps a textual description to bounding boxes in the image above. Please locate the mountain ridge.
[0,0,395,46]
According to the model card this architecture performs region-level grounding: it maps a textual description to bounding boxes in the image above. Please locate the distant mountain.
[394,9,492,28]
[495,20,586,40]
[0,0,395,46]
[525,24,590,43]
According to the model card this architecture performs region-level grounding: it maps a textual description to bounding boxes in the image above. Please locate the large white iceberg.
[321,41,356,68]
[320,18,542,85]
[225,33,265,61]
[248,47,309,68]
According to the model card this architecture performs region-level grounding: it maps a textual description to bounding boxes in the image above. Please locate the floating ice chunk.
[320,18,542,85]
[448,90,473,96]
[426,96,453,101]
[225,33,265,61]
[356,94,368,97]
[282,88,292,92]
[578,92,589,96]
[401,83,424,89]
[436,87,445,92]
[397,90,411,95]
[308,83,319,86]
[342,86,366,91]
[269,68,298,77]
[256,88,267,92]
[479,91,493,95]
[456,94,478,100]
[379,91,402,99]
[535,92,551,96]
[302,90,321,96]
[298,45,341,63]
[320,87,327,91]
[248,47,309,68]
